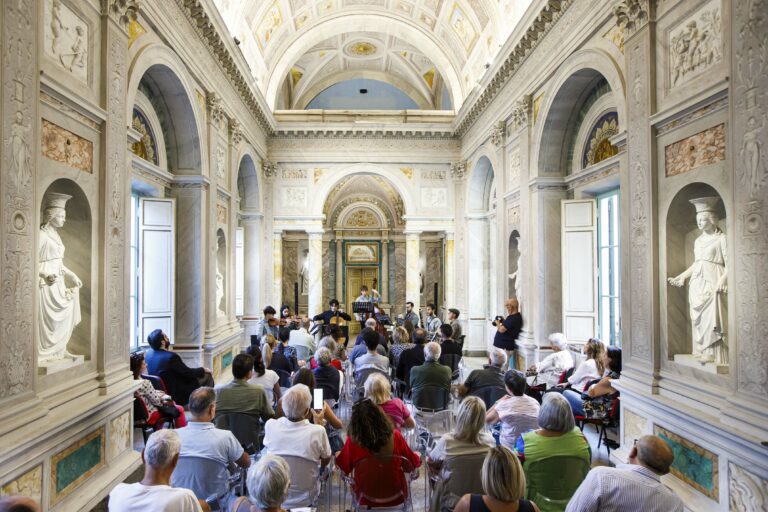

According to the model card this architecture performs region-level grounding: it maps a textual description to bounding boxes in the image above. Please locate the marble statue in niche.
[38,193,82,362]
[216,234,226,318]
[300,249,309,295]
[667,197,728,364]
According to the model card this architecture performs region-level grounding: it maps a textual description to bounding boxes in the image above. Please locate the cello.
[329,308,348,347]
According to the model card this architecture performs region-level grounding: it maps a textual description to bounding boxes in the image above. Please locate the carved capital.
[613,0,654,37]
[490,121,506,146]
[450,161,467,180]
[510,97,531,130]
[102,0,140,28]
[262,160,278,179]
[229,119,244,146]
[206,92,225,126]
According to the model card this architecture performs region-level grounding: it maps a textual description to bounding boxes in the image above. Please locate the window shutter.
[139,198,175,344]
[561,199,598,344]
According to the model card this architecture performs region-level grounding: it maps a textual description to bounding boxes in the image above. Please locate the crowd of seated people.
[109,316,688,512]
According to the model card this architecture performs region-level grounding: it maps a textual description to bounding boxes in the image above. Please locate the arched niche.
[216,229,227,318]
[236,153,260,211]
[664,183,728,365]
[508,230,521,299]
[38,179,93,364]
[467,156,495,213]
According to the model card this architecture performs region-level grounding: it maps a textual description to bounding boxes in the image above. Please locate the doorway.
[346,266,379,338]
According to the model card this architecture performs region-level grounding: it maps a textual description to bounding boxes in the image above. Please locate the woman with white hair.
[364,372,416,430]
[231,454,291,512]
[514,393,590,466]
[427,396,495,470]
[312,347,341,401]
[527,333,574,389]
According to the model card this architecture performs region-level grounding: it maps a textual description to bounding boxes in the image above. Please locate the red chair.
[133,396,177,443]
[575,396,620,453]
[341,455,418,511]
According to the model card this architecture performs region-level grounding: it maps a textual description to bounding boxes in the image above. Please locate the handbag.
[156,403,181,418]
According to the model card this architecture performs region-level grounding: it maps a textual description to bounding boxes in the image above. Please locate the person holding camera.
[493,298,522,370]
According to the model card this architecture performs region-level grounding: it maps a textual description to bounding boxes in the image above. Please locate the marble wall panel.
[729,463,768,511]
[622,408,648,447]
[107,412,131,461]
[322,242,331,306]
[41,119,93,173]
[0,465,42,504]
[424,242,443,309]
[654,425,719,500]
[421,188,448,209]
[394,242,406,310]
[664,123,726,177]
[50,427,104,505]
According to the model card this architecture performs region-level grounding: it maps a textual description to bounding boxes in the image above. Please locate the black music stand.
[353,301,375,330]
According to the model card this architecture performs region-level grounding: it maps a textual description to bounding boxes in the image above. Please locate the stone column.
[335,234,343,303]
[272,230,283,308]
[0,0,39,416]
[444,231,456,308]
[381,235,389,303]
[615,0,658,381]
[101,1,136,369]
[307,231,323,318]
[405,231,421,312]
[241,212,262,320]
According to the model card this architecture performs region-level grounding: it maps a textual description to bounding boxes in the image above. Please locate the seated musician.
[373,304,392,326]
[312,299,351,327]
[312,299,350,347]
[279,305,300,330]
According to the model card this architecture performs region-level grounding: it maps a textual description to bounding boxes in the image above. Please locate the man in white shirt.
[263,384,332,466]
[566,435,684,512]
[173,387,250,506]
[109,429,207,512]
[528,332,574,388]
[289,317,315,354]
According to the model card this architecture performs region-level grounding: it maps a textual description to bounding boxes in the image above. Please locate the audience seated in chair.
[230,455,291,512]
[173,387,250,507]
[438,324,462,357]
[395,328,428,388]
[550,338,605,394]
[130,352,187,428]
[566,435,683,512]
[389,326,415,369]
[486,370,539,450]
[564,346,621,418]
[0,496,41,512]
[214,353,274,422]
[364,372,416,430]
[109,429,209,512]
[271,328,300,374]
[454,446,540,512]
[309,335,344,371]
[428,396,494,473]
[409,341,452,401]
[458,348,507,398]
[336,398,421,508]
[312,347,342,401]
[351,328,390,373]
[246,345,281,404]
[274,369,342,427]
[288,317,315,355]
[515,393,591,464]
[528,333,574,389]
[144,329,214,406]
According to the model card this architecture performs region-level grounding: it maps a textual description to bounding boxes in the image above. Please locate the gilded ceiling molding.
[173,0,273,133]
[455,0,574,136]
[612,0,654,38]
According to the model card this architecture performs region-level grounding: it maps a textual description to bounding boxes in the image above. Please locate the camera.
[491,315,504,326]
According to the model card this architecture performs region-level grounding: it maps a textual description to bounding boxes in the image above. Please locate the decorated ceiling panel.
[212,0,532,111]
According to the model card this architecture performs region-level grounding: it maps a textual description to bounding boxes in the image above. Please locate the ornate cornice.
[510,96,532,131]
[455,0,573,136]
[173,0,273,134]
[613,0,654,38]
[272,128,457,140]
[102,0,140,28]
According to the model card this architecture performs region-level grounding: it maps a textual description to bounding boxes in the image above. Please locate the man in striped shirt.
[566,435,684,512]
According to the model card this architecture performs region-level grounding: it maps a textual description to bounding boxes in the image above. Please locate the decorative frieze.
[41,119,93,173]
[45,0,89,83]
[281,168,307,180]
[664,123,726,177]
[421,169,447,180]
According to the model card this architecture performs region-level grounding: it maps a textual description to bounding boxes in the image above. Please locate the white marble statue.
[215,260,225,317]
[38,193,82,362]
[667,197,728,364]
[509,253,522,307]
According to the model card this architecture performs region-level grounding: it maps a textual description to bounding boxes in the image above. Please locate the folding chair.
[171,455,243,509]
[352,367,389,401]
[133,397,176,444]
[575,396,620,453]
[341,454,418,511]
[214,412,264,452]
[279,454,330,509]
[438,354,462,382]
[468,385,507,410]
[410,385,453,439]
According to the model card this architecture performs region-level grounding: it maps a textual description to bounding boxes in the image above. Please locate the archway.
[236,152,263,325]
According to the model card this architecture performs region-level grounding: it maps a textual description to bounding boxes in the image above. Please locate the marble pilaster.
[241,214,262,319]
[466,217,490,353]
[272,231,283,308]
[405,231,421,312]
[381,236,389,303]
[444,232,456,308]
[307,231,323,318]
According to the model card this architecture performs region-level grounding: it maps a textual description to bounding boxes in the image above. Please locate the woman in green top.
[514,392,590,463]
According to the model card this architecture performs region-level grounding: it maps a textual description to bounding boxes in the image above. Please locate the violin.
[267,317,288,327]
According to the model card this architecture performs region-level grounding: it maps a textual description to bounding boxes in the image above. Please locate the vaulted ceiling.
[212,0,532,111]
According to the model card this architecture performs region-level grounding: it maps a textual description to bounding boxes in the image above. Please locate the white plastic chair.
[279,454,330,509]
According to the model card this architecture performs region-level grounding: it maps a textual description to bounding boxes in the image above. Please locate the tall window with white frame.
[130,193,140,351]
[597,190,621,345]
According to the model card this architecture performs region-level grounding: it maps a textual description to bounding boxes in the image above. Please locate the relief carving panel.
[669,0,722,88]
[421,188,447,209]
[280,187,307,207]
[108,412,131,460]
[44,0,88,83]
[41,119,93,173]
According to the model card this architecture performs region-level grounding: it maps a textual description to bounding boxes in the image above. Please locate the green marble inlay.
[222,350,234,370]
[56,434,102,494]
[658,432,713,492]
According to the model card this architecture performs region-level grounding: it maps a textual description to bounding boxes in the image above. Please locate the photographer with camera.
[492,298,522,370]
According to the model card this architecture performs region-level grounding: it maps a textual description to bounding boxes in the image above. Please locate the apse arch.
[467,155,497,213]
[294,71,433,110]
[533,48,626,176]
[265,13,464,111]
[126,43,205,174]
[236,148,261,211]
[311,164,415,218]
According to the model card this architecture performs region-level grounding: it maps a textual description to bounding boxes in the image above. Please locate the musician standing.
[424,303,442,340]
[254,305,279,345]
[398,301,420,328]
[353,285,380,329]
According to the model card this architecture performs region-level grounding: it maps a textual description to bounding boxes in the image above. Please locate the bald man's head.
[0,495,41,512]
[631,435,674,475]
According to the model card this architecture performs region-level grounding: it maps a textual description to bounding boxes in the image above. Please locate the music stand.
[353,301,374,317]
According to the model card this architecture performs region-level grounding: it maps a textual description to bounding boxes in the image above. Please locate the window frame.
[596,188,621,346]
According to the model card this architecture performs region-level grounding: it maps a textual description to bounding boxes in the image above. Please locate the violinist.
[279,305,300,330]
[255,305,280,344]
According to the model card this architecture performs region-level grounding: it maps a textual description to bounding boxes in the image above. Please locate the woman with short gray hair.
[514,393,590,466]
[231,454,291,511]
[313,346,341,401]
[527,332,574,389]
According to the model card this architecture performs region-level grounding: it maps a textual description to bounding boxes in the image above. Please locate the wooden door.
[346,267,378,338]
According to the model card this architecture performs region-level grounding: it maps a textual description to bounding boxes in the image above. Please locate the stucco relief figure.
[60,25,86,72]
[740,114,767,197]
[667,197,728,364]
[8,111,32,190]
[38,193,82,362]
